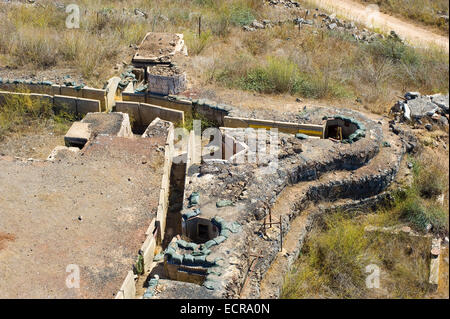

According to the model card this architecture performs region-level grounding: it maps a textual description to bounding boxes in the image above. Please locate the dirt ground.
[0,66,85,86]
[307,0,449,51]
[135,32,181,59]
[0,124,68,160]
[0,135,165,298]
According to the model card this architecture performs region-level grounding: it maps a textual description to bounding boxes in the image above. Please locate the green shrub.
[398,188,448,234]
[365,38,420,66]
[412,155,447,198]
[229,5,255,26]
[184,30,212,55]
[283,213,368,299]
[0,90,72,139]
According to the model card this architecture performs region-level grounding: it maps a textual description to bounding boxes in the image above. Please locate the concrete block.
[116,113,134,138]
[159,106,184,124]
[82,87,107,111]
[139,103,161,125]
[105,76,121,111]
[115,101,142,127]
[141,236,157,273]
[122,92,146,103]
[64,121,91,148]
[51,85,61,96]
[76,98,101,115]
[53,95,77,114]
[60,85,83,98]
[118,271,136,299]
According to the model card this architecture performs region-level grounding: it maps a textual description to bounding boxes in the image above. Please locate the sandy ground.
[0,125,68,160]
[0,135,165,298]
[307,0,449,52]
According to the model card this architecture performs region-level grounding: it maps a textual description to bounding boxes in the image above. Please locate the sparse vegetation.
[0,89,73,139]
[282,151,449,299]
[208,27,448,113]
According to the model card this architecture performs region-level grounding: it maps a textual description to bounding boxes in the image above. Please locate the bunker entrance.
[184,217,219,244]
[324,118,358,140]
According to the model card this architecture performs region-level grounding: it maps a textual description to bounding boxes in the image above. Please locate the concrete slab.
[64,121,91,148]
[54,95,77,114]
[76,97,101,115]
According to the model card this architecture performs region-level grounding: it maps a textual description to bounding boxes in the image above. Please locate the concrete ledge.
[106,77,121,112]
[60,86,83,98]
[82,87,107,111]
[115,101,184,127]
[117,271,136,299]
[140,235,157,273]
[76,97,101,115]
[64,122,91,148]
[54,95,77,114]
[224,116,325,136]
[0,91,53,108]
[140,102,184,125]
[122,92,146,103]
[0,83,108,111]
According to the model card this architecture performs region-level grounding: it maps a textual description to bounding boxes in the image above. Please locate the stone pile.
[243,2,399,45]
[390,92,449,129]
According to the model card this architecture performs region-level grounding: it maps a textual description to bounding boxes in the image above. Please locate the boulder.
[431,94,449,113]
[406,96,439,119]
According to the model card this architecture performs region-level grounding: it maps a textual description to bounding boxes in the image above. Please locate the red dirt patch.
[0,232,15,250]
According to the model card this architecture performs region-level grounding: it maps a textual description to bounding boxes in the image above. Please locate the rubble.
[390,92,449,126]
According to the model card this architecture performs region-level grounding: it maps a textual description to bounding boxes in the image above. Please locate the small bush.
[184,30,212,55]
[399,192,449,234]
[412,154,448,198]
[366,38,420,65]
[283,213,369,298]
[229,5,255,26]
[0,90,72,139]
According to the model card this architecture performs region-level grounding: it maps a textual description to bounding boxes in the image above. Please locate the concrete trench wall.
[224,116,325,137]
[0,83,107,111]
[233,146,404,298]
[115,101,184,132]
[115,121,174,299]
[156,124,175,244]
[0,91,101,115]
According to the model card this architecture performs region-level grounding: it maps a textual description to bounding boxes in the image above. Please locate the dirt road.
[307,0,449,52]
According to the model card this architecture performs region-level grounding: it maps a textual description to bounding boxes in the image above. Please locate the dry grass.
[0,1,448,113]
[281,210,435,299]
[205,25,448,113]
[0,88,73,139]
[0,0,263,85]
[282,149,449,299]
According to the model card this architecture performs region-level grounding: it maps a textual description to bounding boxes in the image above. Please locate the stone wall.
[147,69,186,96]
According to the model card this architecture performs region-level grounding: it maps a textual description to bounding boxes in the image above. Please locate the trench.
[163,161,186,248]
